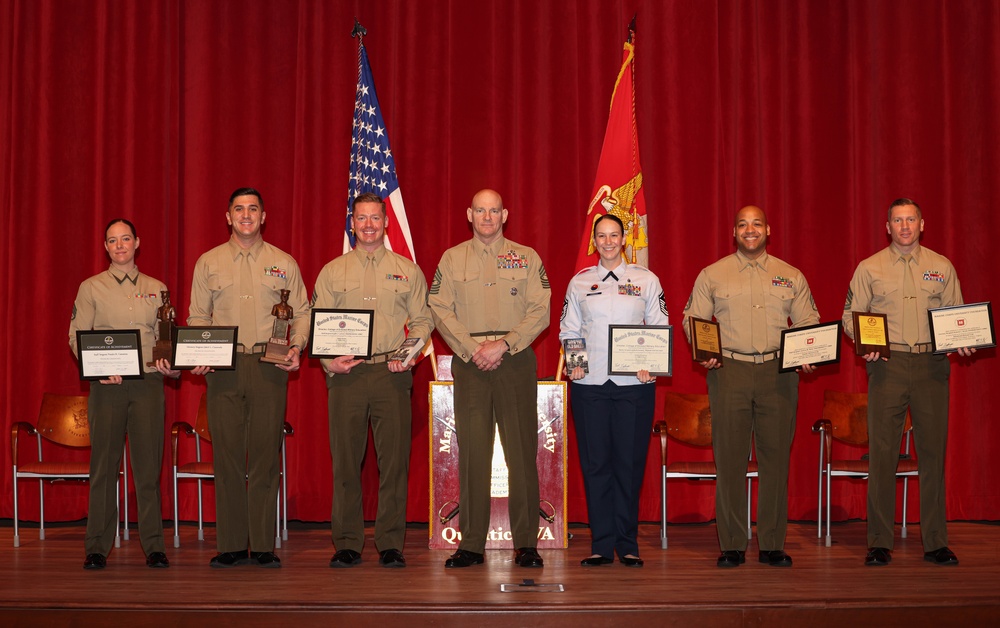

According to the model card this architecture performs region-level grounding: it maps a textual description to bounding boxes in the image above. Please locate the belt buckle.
[754,353,765,364]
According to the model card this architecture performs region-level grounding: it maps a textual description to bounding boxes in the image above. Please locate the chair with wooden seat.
[170,393,293,548]
[812,389,917,547]
[653,392,756,549]
[11,393,126,548]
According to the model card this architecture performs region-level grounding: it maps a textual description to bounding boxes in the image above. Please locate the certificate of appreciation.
[76,330,143,380]
[171,326,238,369]
[309,309,374,359]
[778,321,842,373]
[928,302,995,353]
[608,325,672,377]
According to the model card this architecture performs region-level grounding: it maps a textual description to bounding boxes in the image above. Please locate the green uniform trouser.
[327,363,413,552]
[707,358,798,552]
[86,373,165,556]
[205,354,288,553]
[866,352,950,551]
[453,347,540,553]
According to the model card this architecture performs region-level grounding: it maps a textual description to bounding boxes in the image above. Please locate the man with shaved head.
[683,205,820,568]
[429,188,551,569]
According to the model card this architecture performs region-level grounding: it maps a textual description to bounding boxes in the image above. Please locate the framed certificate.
[688,317,722,362]
[171,326,238,370]
[852,312,890,357]
[608,325,672,376]
[779,321,842,373]
[76,330,143,380]
[309,309,374,359]
[928,302,995,353]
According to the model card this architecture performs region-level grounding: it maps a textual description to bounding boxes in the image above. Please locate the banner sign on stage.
[778,321,842,373]
[608,325,672,376]
[429,381,567,550]
[171,326,238,370]
[928,301,995,354]
[76,330,143,380]
[852,311,890,357]
[309,308,374,359]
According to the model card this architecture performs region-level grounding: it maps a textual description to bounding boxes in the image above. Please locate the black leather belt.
[236,343,267,355]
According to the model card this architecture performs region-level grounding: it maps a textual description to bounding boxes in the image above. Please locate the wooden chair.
[10,393,126,548]
[653,392,756,549]
[170,393,293,548]
[811,390,917,547]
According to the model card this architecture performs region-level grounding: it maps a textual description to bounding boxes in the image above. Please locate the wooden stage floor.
[1,520,998,626]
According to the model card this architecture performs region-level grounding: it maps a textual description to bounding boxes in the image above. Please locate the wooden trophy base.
[260,339,293,365]
[147,341,173,367]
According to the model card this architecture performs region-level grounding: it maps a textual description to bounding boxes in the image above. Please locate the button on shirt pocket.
[714,284,745,325]
[766,284,794,322]
[498,269,528,311]
[380,278,409,316]
[870,276,902,311]
[208,274,236,317]
[919,277,945,308]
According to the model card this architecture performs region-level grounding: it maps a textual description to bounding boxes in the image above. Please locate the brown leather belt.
[889,343,934,354]
[722,349,780,364]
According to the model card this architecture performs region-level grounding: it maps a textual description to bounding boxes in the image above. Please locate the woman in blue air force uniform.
[559,213,668,567]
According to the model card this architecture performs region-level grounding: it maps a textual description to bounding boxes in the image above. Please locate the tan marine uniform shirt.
[683,250,819,352]
[842,244,963,344]
[69,266,167,372]
[312,245,433,366]
[188,237,310,349]
[429,235,551,361]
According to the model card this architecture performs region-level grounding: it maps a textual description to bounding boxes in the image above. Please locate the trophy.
[148,290,175,366]
[261,289,294,365]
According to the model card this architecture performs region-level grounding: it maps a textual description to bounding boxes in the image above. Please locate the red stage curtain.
[2,0,998,529]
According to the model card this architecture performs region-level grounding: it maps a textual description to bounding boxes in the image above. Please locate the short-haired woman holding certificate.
[559,214,668,567]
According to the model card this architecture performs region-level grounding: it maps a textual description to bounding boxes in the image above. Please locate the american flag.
[345,41,416,261]
[345,37,435,371]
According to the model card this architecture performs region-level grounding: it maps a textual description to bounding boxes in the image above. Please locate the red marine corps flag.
[574,18,648,272]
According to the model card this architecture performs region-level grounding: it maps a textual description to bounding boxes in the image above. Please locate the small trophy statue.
[261,289,294,365]
[148,290,175,366]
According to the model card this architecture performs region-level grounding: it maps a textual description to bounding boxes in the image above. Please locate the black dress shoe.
[250,551,281,568]
[329,549,362,568]
[445,549,485,568]
[619,555,644,568]
[924,547,958,565]
[210,551,249,568]
[514,547,543,568]
[716,550,746,568]
[580,556,614,566]
[758,550,792,567]
[83,553,106,570]
[145,552,170,568]
[379,548,406,568]
[864,547,892,566]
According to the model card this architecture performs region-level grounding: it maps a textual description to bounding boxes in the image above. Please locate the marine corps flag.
[574,21,648,272]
